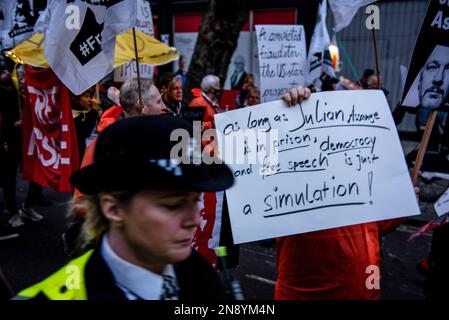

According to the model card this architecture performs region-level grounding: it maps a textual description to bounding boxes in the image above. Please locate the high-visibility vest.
[13,250,94,300]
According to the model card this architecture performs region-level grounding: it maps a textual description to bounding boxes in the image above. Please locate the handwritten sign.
[255,25,307,103]
[435,187,449,217]
[214,90,420,244]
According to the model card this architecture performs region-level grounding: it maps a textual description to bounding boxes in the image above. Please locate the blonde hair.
[69,191,135,251]
[163,75,183,103]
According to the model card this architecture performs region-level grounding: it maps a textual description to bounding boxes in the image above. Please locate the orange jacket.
[188,90,217,131]
[275,218,405,300]
[72,105,124,215]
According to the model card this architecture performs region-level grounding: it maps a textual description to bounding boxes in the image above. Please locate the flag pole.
[411,110,437,185]
[95,83,100,101]
[371,28,381,89]
[132,27,143,110]
[335,33,361,86]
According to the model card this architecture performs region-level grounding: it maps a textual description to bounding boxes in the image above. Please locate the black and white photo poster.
[402,0,449,111]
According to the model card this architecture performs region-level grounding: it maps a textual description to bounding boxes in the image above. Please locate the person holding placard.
[275,87,409,300]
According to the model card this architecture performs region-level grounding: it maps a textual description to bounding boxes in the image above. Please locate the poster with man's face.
[403,45,449,110]
[402,0,449,111]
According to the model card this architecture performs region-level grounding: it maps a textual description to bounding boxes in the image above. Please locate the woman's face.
[77,92,92,110]
[107,190,201,268]
[168,78,183,102]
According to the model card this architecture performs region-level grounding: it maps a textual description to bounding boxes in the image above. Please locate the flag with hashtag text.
[44,0,137,95]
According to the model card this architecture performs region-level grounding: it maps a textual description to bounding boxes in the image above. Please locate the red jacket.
[72,105,124,213]
[189,89,217,131]
[275,218,405,300]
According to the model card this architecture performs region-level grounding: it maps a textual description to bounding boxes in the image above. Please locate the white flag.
[0,0,43,49]
[44,0,137,95]
[33,5,50,34]
[0,1,9,31]
[307,0,335,86]
[329,0,377,32]
[114,0,154,82]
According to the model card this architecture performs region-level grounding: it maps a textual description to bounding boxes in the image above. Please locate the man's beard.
[421,86,445,109]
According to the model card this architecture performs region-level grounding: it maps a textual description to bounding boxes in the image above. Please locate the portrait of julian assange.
[402,44,449,111]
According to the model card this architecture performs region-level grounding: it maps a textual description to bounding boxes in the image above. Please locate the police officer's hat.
[70,115,234,195]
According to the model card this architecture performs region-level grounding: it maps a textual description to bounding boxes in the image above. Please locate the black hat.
[70,115,234,195]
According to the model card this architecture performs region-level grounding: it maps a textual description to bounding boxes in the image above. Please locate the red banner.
[22,66,79,192]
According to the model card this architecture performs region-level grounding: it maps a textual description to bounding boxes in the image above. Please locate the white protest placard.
[214,90,420,244]
[114,62,155,82]
[114,0,154,82]
[255,25,307,103]
[434,187,449,217]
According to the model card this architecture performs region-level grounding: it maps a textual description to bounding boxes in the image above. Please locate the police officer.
[14,115,234,300]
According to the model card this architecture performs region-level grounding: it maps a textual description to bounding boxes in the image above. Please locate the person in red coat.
[275,218,406,300]
[275,87,414,300]
[189,75,221,131]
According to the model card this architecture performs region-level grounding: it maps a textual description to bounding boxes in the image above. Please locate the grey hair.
[171,75,182,85]
[119,78,155,113]
[200,75,220,91]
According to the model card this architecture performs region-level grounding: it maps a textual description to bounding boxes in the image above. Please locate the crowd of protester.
[0,57,448,301]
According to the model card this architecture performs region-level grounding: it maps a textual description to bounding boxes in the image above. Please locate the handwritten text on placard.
[214,90,420,244]
[255,25,307,103]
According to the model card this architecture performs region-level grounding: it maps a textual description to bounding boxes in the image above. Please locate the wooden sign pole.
[132,28,143,110]
[411,110,438,185]
[371,28,381,89]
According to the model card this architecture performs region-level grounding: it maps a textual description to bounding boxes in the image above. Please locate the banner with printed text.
[22,66,79,192]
